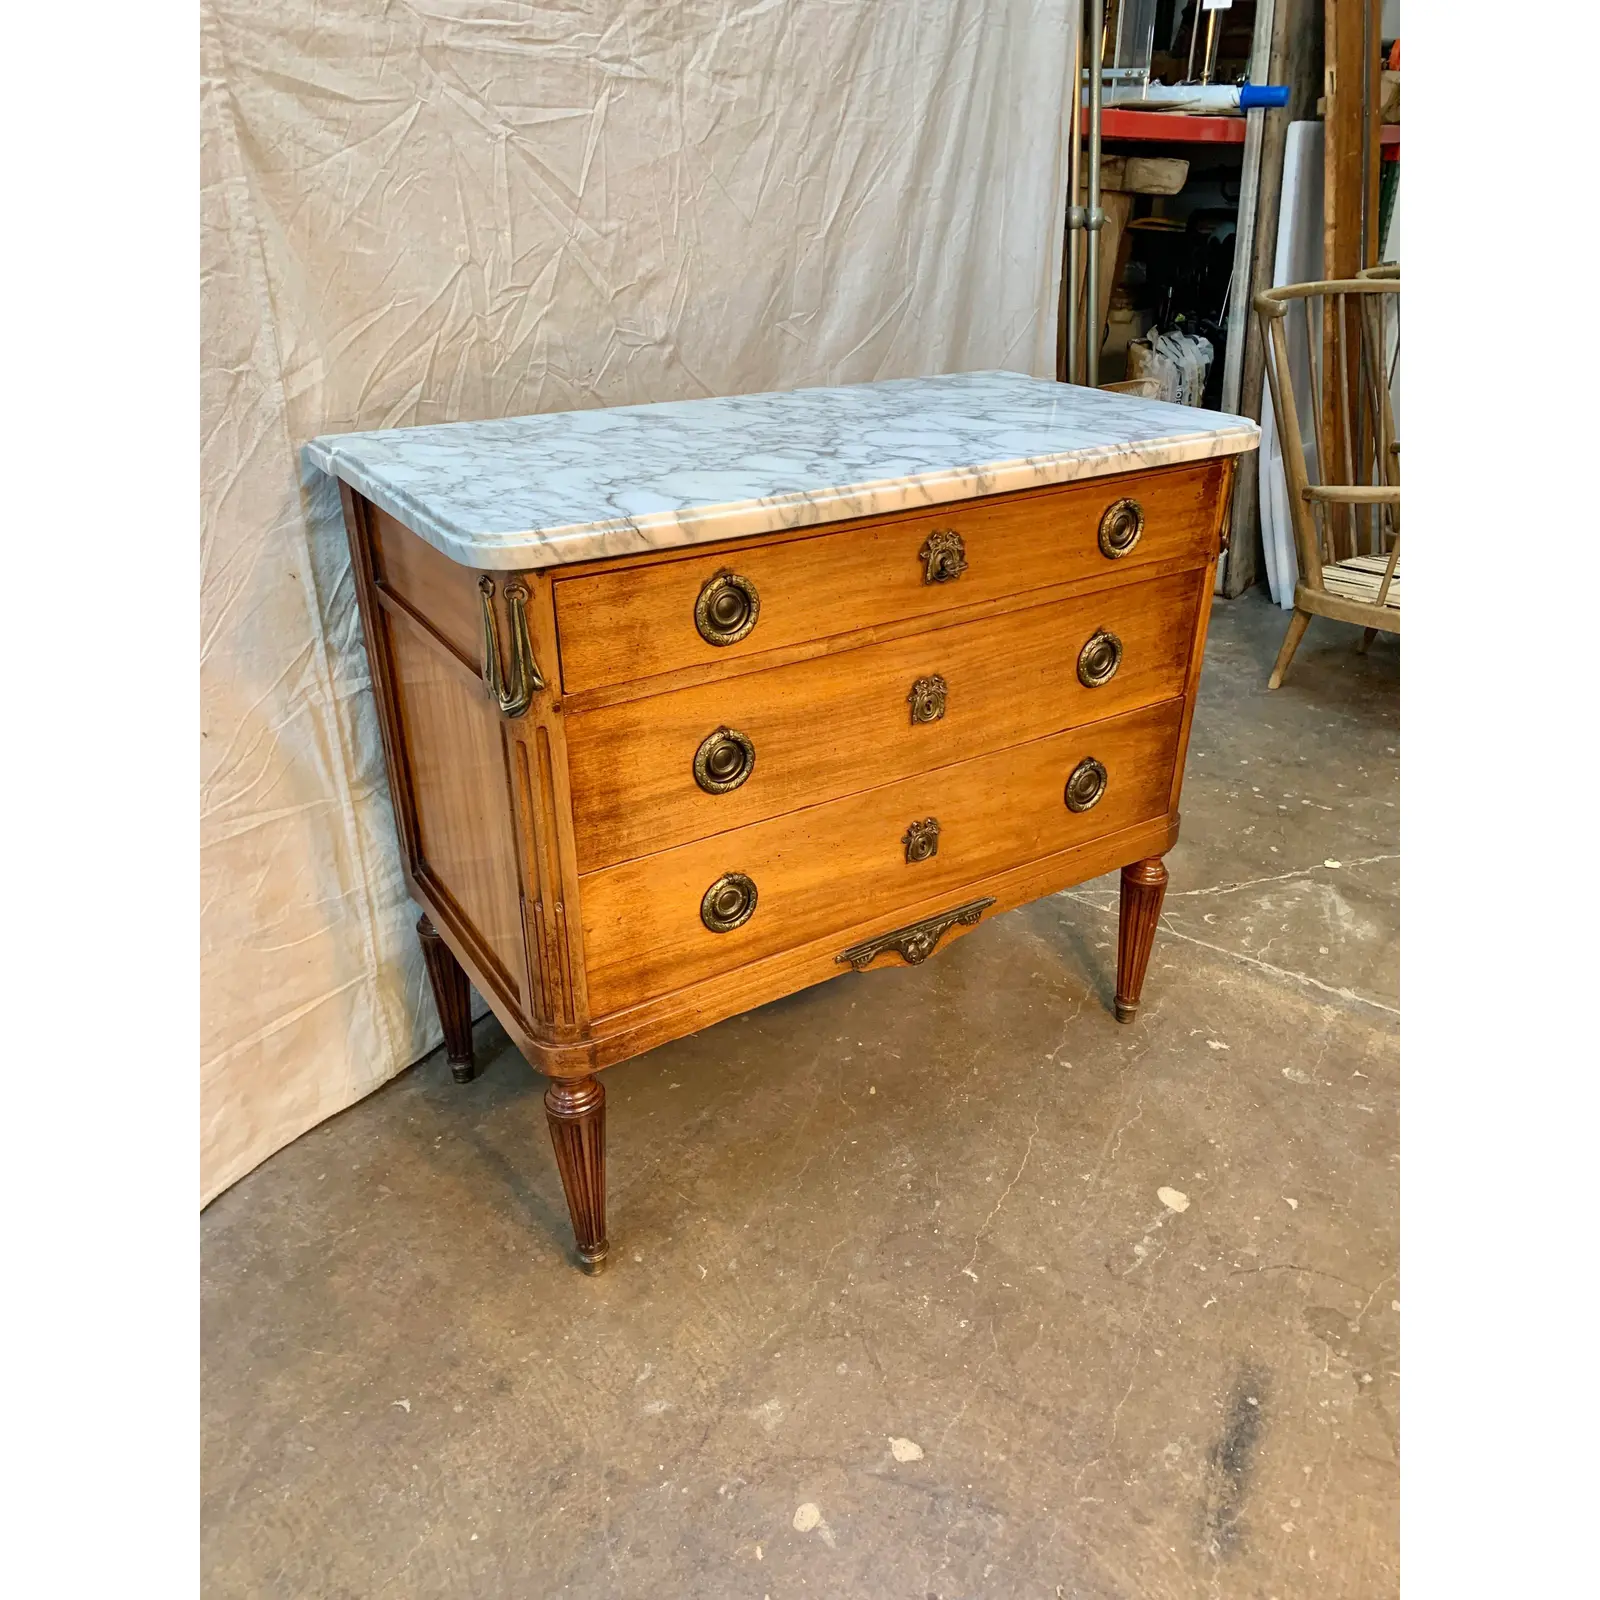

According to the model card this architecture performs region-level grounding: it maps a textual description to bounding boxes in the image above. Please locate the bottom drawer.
[579,698,1184,1016]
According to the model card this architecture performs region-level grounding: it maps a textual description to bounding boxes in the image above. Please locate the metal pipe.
[1064,12,1084,384]
[1201,6,1220,85]
[1085,0,1106,387]
[1185,1,1201,82]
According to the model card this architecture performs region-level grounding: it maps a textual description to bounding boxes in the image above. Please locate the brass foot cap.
[1114,1000,1138,1024]
[450,1058,479,1084]
[578,1245,610,1276]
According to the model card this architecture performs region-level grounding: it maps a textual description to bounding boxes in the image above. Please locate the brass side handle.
[1077,628,1123,688]
[1097,498,1144,559]
[907,673,948,725]
[701,872,758,932]
[1064,756,1108,813]
[836,896,995,970]
[695,570,760,646]
[693,727,756,794]
[902,817,940,864]
[478,577,545,718]
[919,530,968,584]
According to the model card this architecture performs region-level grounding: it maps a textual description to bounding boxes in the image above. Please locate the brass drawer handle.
[1098,498,1144,559]
[695,570,761,646]
[701,872,758,932]
[1077,628,1123,688]
[836,896,995,970]
[1064,756,1108,813]
[907,673,948,725]
[693,727,755,794]
[919,530,968,584]
[477,577,545,717]
[902,817,940,864]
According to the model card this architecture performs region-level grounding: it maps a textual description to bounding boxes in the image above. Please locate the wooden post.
[1322,0,1376,558]
[1221,0,1323,597]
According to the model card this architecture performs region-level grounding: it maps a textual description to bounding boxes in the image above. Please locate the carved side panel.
[385,605,529,1010]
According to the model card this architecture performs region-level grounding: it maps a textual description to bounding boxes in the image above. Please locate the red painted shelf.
[1087,106,1401,158]
[1089,108,1246,143]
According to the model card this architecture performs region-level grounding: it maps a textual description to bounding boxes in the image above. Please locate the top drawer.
[552,459,1226,693]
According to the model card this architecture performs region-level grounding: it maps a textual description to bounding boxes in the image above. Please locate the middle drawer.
[564,567,1201,871]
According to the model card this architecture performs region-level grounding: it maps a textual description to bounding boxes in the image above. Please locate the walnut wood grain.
[537,811,1181,1075]
[370,504,484,668]
[505,572,592,1038]
[1167,457,1232,813]
[544,1075,608,1273]
[565,568,1203,871]
[1114,856,1169,1022]
[579,699,1185,1017]
[560,552,1216,716]
[552,460,1226,693]
[417,913,477,1082]
[385,603,529,1009]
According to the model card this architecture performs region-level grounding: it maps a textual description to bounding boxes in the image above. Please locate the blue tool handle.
[1239,84,1290,110]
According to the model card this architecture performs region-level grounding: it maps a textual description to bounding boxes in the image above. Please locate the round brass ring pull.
[1077,628,1123,688]
[701,872,758,932]
[693,727,756,794]
[1097,498,1144,559]
[694,570,761,646]
[1064,757,1108,813]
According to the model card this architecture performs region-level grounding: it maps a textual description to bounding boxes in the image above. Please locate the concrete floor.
[202,590,1398,1599]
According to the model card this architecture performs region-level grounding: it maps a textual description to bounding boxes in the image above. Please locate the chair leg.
[1356,626,1378,655]
[1268,609,1312,689]
[417,914,477,1083]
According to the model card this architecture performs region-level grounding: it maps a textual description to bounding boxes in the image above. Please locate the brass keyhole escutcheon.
[1097,498,1144,559]
[907,673,949,725]
[701,872,758,933]
[693,727,756,794]
[1064,757,1108,813]
[902,817,941,864]
[919,529,968,584]
[694,570,761,646]
[1077,628,1123,688]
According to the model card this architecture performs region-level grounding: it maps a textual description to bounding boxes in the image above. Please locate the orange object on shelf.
[1085,107,1247,145]
[1388,38,1399,71]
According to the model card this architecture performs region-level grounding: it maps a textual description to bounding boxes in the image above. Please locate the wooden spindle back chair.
[1255,277,1400,688]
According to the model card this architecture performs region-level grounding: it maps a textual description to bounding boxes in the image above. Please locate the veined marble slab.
[304,369,1258,572]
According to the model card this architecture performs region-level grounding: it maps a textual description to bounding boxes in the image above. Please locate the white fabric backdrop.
[200,0,1078,1203]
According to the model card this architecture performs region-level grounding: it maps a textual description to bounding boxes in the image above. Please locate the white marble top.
[304,370,1257,572]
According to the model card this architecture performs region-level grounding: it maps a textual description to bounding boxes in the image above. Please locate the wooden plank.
[1221,0,1321,596]
[1322,0,1370,558]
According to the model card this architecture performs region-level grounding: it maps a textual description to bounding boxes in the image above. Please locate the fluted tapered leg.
[545,1075,608,1273]
[1115,857,1169,1023]
[417,913,477,1083]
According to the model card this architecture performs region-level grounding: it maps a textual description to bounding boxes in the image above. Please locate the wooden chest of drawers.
[312,372,1257,1271]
